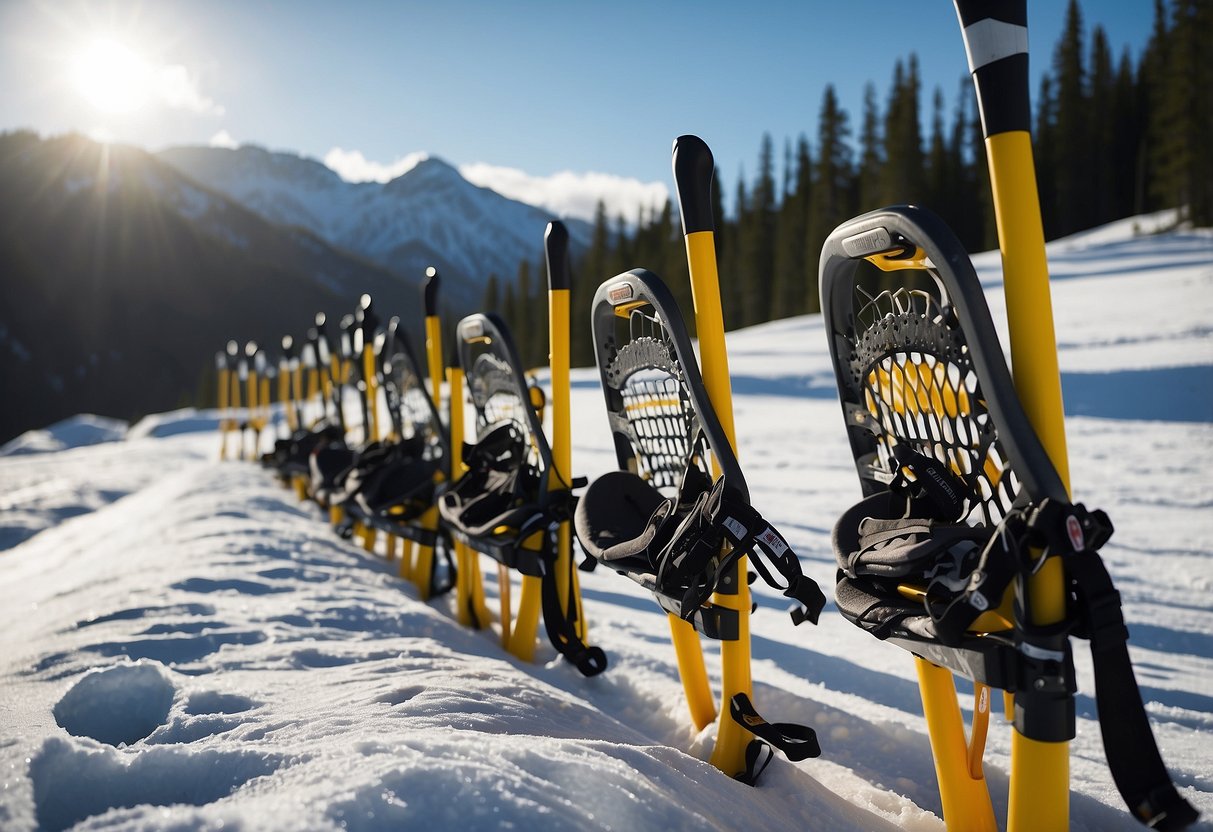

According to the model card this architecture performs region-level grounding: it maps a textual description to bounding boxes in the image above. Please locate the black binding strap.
[1026,500,1198,831]
[841,488,1197,829]
[729,692,821,785]
[657,475,827,626]
[539,555,608,677]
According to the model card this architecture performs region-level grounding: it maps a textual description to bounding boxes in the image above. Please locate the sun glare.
[72,38,150,114]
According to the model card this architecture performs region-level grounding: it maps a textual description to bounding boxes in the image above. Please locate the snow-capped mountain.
[158,145,593,304]
[0,131,420,444]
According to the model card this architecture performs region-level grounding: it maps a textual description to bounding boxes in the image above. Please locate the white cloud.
[156,64,225,115]
[323,148,429,183]
[209,129,238,149]
[459,163,669,224]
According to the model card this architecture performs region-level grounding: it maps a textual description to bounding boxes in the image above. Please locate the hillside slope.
[0,132,427,443]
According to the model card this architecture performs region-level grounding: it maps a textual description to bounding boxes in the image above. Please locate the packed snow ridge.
[0,214,1210,831]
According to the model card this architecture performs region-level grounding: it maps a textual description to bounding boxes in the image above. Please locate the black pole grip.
[424,266,440,317]
[544,221,570,291]
[672,135,715,235]
[954,0,1031,137]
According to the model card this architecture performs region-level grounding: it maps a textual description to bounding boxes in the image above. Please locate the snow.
[157,147,593,304]
[0,218,1210,831]
[1,415,129,457]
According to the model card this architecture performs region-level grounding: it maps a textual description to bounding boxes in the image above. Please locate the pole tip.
[424,267,441,316]
[544,221,570,291]
[672,135,715,235]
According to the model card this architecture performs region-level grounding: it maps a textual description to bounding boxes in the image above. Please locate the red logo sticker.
[1066,515,1085,551]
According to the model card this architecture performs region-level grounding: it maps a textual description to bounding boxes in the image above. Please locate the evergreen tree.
[772,135,811,316]
[483,273,500,311]
[969,89,998,250]
[925,87,952,221]
[514,259,536,367]
[1111,49,1142,220]
[571,200,610,367]
[880,55,925,205]
[806,85,853,314]
[1151,0,1213,225]
[1035,73,1060,238]
[1141,0,1171,215]
[856,83,883,212]
[949,77,988,252]
[501,282,517,349]
[1052,0,1090,235]
[722,172,749,330]
[1087,26,1116,227]
[742,134,777,326]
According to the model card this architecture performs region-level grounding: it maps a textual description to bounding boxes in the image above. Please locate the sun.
[72,38,151,114]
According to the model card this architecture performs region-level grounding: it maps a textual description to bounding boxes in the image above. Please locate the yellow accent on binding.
[865,245,929,272]
[612,300,651,318]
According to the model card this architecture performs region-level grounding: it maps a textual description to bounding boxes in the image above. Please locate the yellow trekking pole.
[672,135,751,772]
[449,347,489,627]
[542,220,587,639]
[216,347,232,460]
[412,268,445,598]
[356,294,382,445]
[237,343,255,460]
[280,335,298,435]
[955,3,1070,829]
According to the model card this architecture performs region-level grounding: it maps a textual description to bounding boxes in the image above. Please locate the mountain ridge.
[0,130,431,443]
[157,144,592,304]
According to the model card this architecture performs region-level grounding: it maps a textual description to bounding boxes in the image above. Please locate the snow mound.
[53,662,176,747]
[0,414,128,457]
[29,736,282,831]
[127,408,220,440]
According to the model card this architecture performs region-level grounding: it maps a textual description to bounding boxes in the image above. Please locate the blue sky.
[1,0,1155,221]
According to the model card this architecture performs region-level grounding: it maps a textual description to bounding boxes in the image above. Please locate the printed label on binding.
[758,527,788,556]
[722,516,748,540]
[462,319,484,340]
[1066,515,1085,552]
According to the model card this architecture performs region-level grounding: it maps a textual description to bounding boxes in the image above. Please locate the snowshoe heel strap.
[729,693,821,765]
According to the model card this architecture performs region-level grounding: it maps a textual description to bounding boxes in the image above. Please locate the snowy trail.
[1,217,1210,831]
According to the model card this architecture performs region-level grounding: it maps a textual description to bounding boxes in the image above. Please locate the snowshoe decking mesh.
[821,206,1066,515]
[439,312,608,678]
[340,320,449,540]
[820,207,1199,832]
[848,286,1020,528]
[576,269,746,572]
[437,313,559,572]
[576,269,824,635]
[820,206,1068,655]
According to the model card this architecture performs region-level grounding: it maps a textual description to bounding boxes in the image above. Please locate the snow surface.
[0,218,1210,831]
